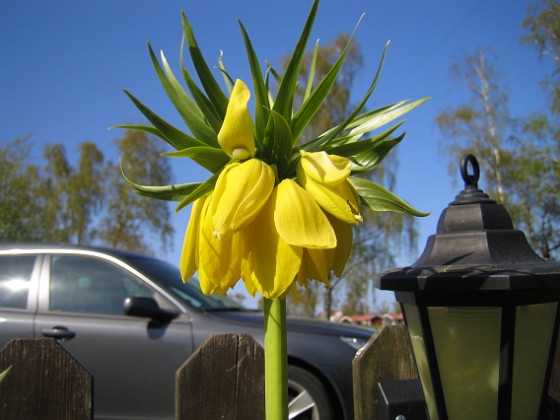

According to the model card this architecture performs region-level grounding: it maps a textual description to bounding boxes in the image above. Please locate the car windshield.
[122,255,245,311]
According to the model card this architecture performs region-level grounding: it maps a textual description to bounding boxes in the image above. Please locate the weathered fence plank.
[0,338,93,420]
[176,333,264,420]
[353,324,417,420]
[354,324,560,420]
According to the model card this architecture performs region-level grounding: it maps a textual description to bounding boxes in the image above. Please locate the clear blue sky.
[0,1,554,308]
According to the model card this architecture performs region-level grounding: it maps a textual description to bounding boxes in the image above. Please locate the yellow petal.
[241,188,302,299]
[180,195,208,281]
[274,179,337,249]
[218,79,255,160]
[299,150,351,184]
[298,248,331,286]
[198,193,243,295]
[297,164,362,224]
[327,213,353,277]
[211,159,275,239]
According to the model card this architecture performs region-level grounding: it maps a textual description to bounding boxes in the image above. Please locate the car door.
[34,252,195,420]
[0,253,40,348]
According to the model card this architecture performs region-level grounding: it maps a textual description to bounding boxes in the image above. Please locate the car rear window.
[0,255,36,309]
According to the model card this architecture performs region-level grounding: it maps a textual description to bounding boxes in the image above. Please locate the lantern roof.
[376,155,560,292]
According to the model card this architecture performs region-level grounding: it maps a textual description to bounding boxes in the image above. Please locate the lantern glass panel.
[430,307,502,420]
[403,303,439,420]
[512,302,558,420]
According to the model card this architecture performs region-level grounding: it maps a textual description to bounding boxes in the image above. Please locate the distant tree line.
[436,0,560,261]
[0,130,174,255]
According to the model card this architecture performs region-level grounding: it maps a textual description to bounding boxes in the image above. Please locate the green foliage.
[0,137,51,242]
[436,44,559,261]
[521,0,560,114]
[99,131,175,255]
[436,48,510,201]
[43,142,105,244]
[0,131,174,255]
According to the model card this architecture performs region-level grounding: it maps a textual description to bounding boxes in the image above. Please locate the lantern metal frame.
[376,155,560,420]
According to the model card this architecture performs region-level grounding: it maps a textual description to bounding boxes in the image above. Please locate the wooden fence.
[0,328,559,419]
[0,338,92,420]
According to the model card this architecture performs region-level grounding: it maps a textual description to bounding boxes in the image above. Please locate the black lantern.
[376,155,560,420]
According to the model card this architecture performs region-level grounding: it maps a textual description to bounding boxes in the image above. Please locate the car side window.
[0,255,37,309]
[49,254,155,315]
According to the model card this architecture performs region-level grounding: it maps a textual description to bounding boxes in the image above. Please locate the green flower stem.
[264,298,288,420]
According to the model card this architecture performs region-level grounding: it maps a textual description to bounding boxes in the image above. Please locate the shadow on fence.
[0,327,559,419]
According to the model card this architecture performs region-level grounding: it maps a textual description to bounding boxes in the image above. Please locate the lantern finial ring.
[461,154,480,188]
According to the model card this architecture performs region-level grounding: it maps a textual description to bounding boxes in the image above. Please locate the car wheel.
[287,365,336,420]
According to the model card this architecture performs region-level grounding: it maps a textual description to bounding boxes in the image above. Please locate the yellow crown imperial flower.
[122,2,428,301]
[121,4,429,418]
[296,150,363,224]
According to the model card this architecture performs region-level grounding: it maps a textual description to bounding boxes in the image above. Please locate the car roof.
[0,242,148,261]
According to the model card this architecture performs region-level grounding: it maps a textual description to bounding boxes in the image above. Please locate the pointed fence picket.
[0,338,93,420]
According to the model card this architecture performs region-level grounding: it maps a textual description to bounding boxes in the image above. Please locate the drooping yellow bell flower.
[274,179,337,249]
[197,193,246,295]
[179,82,361,298]
[239,179,339,298]
[297,150,363,224]
[327,213,353,277]
[180,195,207,281]
[217,79,255,160]
[211,159,275,239]
[180,193,244,295]
[240,186,303,298]
[297,213,353,286]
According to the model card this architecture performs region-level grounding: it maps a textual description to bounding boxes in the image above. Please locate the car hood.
[205,309,374,339]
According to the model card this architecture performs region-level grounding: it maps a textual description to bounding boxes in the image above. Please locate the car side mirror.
[124,296,180,321]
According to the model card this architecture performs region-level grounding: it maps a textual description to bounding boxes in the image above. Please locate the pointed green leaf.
[123,89,206,151]
[164,146,229,173]
[347,97,430,141]
[180,65,223,134]
[239,19,270,148]
[217,50,233,94]
[181,11,228,118]
[121,163,201,201]
[352,177,430,217]
[291,14,364,142]
[110,124,166,140]
[179,36,223,135]
[269,109,293,179]
[318,41,390,149]
[267,62,283,85]
[301,101,407,150]
[326,122,404,156]
[346,101,408,130]
[273,0,319,120]
[175,171,219,212]
[303,39,320,102]
[148,43,218,146]
[215,65,235,94]
[351,134,405,172]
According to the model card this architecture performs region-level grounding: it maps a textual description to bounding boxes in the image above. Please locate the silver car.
[0,243,373,419]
